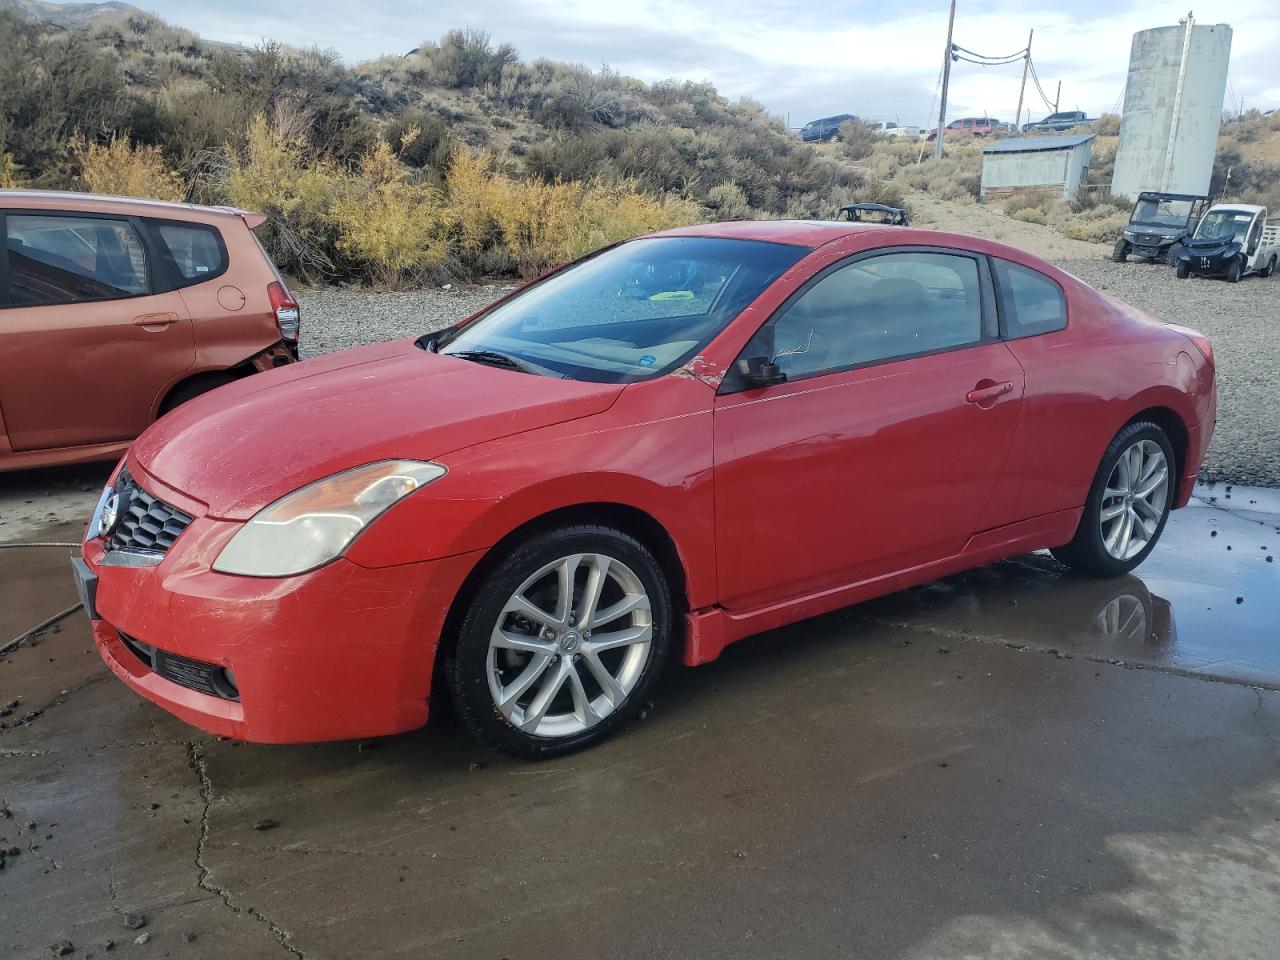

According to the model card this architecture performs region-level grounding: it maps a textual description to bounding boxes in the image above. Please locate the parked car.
[1,191,299,472]
[927,117,1005,140]
[1113,192,1211,263]
[801,114,857,142]
[837,203,909,225]
[867,121,922,139]
[1022,110,1092,133]
[1173,204,1279,281]
[75,221,1215,758]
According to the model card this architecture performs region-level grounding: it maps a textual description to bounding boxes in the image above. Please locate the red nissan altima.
[74,221,1215,757]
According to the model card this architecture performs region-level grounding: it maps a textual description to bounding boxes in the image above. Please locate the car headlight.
[212,460,446,577]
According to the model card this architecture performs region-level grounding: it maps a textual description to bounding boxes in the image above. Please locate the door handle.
[966,379,1014,406]
[133,312,180,329]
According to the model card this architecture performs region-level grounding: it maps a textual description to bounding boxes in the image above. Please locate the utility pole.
[1014,29,1033,133]
[1054,80,1061,114]
[934,0,957,160]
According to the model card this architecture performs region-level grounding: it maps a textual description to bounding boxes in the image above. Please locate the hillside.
[2,0,1276,286]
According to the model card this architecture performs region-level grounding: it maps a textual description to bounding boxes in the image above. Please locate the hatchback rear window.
[153,221,228,285]
[6,214,147,306]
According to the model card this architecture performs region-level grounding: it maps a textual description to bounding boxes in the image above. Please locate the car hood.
[1181,237,1241,256]
[132,339,623,519]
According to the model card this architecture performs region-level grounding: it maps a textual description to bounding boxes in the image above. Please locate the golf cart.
[1172,204,1279,282]
[1113,192,1211,263]
[837,203,910,226]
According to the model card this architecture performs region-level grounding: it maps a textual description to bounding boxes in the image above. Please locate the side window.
[6,214,147,307]
[992,259,1066,337]
[747,251,986,382]
[152,221,227,285]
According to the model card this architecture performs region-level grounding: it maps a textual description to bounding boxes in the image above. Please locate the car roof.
[0,189,262,224]
[648,219,1028,255]
[1137,192,1210,201]
[1207,204,1265,215]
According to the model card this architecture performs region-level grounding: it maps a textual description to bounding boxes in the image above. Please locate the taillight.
[268,281,300,341]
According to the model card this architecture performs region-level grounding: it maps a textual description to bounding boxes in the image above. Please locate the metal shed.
[980,134,1096,200]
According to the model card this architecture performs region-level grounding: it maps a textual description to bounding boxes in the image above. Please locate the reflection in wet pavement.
[858,485,1280,688]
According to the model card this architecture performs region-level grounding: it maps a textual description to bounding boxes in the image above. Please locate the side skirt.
[682,506,1082,666]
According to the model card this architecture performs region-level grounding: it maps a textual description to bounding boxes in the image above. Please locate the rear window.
[5,214,147,306]
[993,259,1066,337]
[152,221,228,285]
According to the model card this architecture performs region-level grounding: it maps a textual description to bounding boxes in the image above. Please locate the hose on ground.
[1,603,83,658]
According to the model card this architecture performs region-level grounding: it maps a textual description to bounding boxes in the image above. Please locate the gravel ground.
[297,284,516,357]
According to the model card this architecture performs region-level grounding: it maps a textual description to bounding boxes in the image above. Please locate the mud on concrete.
[2,485,1279,959]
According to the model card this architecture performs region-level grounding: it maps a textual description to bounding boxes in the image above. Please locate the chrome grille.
[106,470,193,555]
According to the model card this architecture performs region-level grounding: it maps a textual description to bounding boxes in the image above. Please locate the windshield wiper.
[445,349,541,375]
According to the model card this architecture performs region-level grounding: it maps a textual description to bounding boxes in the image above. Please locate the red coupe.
[75,221,1216,758]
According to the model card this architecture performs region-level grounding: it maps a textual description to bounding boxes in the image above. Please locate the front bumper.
[83,500,483,743]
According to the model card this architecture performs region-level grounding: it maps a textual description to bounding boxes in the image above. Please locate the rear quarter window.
[149,220,228,287]
[992,259,1067,338]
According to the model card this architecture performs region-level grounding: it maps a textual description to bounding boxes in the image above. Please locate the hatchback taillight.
[268,281,300,341]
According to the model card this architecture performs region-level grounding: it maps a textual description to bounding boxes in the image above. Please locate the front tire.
[1176,261,1190,279]
[1112,239,1129,263]
[1226,257,1243,283]
[1051,422,1175,578]
[446,525,673,759]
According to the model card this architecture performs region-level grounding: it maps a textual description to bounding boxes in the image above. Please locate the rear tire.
[446,525,673,759]
[1051,421,1175,578]
[1261,255,1277,279]
[158,372,236,415]
[1112,239,1129,263]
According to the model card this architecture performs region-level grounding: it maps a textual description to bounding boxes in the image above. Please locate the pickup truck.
[1172,204,1279,282]
[1022,110,1092,133]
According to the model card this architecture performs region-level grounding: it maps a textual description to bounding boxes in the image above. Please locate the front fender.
[344,379,718,608]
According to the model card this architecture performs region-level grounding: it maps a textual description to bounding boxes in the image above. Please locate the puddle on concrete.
[844,484,1280,688]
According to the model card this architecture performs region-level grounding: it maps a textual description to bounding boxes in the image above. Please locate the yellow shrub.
[445,149,509,255]
[224,115,341,278]
[445,149,699,277]
[328,139,450,286]
[0,151,22,188]
[77,136,186,200]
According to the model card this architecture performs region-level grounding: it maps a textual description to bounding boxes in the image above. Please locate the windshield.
[1132,198,1193,228]
[1194,210,1255,244]
[438,236,808,383]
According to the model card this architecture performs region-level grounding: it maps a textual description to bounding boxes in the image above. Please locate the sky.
[110,0,1280,128]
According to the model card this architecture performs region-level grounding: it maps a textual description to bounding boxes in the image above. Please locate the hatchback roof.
[0,189,262,225]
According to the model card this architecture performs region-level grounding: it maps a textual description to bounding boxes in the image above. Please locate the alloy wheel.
[486,553,653,739]
[1099,440,1170,561]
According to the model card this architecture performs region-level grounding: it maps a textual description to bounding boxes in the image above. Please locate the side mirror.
[739,356,787,389]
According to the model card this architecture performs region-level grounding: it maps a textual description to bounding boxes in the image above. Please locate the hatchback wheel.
[1052,422,1175,577]
[446,525,673,758]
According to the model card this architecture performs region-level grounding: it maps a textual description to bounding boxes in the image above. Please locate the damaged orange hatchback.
[0,191,300,471]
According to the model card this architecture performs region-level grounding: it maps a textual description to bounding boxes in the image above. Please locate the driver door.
[712,248,1024,611]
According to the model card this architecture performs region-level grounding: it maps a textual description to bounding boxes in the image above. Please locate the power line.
[1027,58,1058,111]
